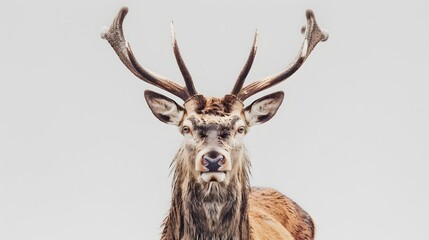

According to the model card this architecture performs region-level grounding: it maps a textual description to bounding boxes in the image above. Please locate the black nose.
[202,151,225,172]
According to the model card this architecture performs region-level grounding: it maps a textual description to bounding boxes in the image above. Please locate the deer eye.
[182,126,191,134]
[220,132,229,139]
[237,126,246,134]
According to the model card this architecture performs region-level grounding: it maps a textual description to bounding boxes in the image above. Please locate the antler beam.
[101,7,196,101]
[235,9,328,101]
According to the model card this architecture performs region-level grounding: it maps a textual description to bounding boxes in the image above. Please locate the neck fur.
[161,149,251,240]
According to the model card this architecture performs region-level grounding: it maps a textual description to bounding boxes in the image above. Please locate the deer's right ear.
[144,90,185,126]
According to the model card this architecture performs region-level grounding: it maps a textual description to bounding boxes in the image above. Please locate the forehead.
[184,95,243,114]
[184,115,244,133]
[182,95,246,129]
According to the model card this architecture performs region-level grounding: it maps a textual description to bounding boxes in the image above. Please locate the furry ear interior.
[244,91,284,126]
[144,90,184,126]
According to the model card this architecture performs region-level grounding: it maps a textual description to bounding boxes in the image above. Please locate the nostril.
[202,158,209,166]
[202,151,225,172]
[203,155,224,163]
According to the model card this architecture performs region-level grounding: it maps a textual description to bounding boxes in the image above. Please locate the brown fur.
[249,188,315,240]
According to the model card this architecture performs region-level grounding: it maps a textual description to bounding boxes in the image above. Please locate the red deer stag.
[102,7,328,240]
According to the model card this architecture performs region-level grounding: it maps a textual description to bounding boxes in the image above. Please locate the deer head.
[102,7,327,238]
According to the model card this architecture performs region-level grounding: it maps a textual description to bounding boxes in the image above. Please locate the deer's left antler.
[233,10,328,101]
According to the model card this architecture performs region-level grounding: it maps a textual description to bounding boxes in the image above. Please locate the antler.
[171,23,197,97]
[101,7,197,101]
[231,31,258,96]
[234,9,328,101]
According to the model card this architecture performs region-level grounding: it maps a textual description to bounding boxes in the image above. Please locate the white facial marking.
[201,172,226,183]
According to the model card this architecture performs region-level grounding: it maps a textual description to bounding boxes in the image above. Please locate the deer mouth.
[201,171,226,183]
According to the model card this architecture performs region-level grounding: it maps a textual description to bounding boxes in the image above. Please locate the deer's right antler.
[101,7,197,101]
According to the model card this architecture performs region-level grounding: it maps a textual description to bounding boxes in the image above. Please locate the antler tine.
[171,23,198,97]
[101,7,191,101]
[237,10,328,101]
[231,31,258,96]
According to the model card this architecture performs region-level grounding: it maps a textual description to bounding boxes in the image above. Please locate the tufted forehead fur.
[184,115,243,133]
[184,94,244,117]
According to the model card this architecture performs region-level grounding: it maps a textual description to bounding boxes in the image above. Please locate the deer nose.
[202,151,226,172]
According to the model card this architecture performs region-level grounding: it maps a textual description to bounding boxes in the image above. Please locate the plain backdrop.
[1,0,428,239]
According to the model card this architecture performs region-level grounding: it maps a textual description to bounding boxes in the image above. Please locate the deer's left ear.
[244,91,284,126]
[144,90,185,126]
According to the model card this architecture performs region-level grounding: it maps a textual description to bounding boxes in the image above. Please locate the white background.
[1,0,428,239]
